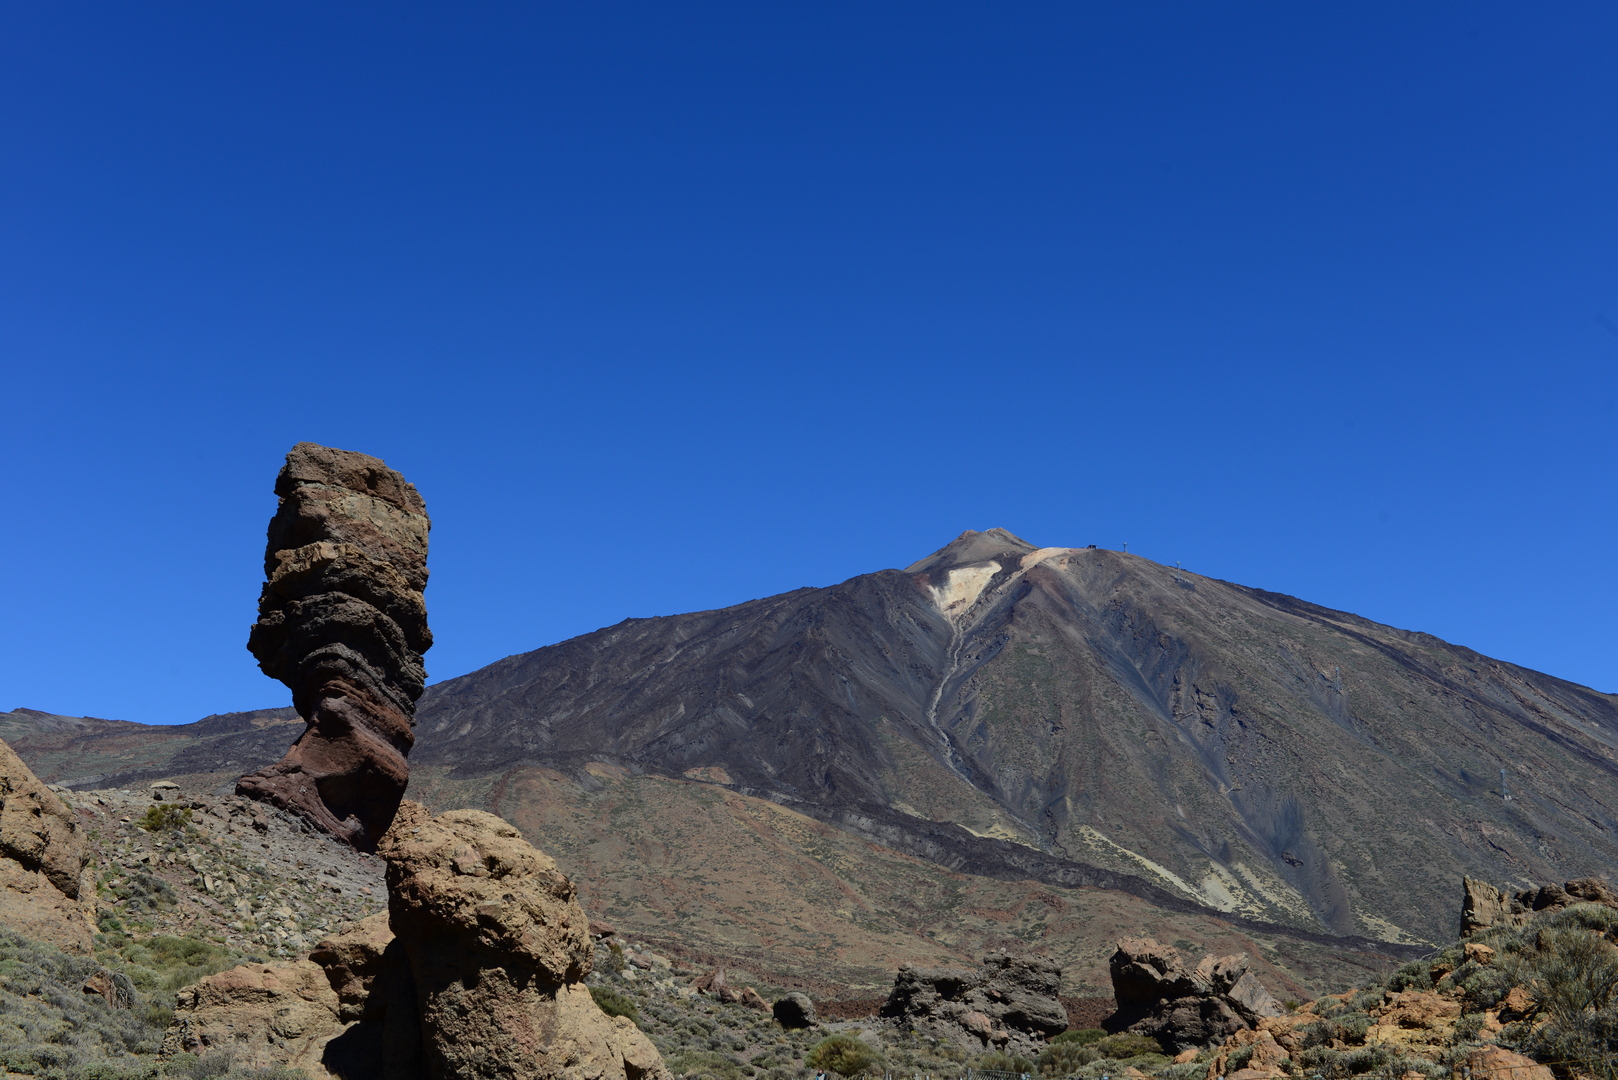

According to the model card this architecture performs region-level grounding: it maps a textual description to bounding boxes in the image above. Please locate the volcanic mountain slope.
[408,529,1618,947]
[10,530,1618,955]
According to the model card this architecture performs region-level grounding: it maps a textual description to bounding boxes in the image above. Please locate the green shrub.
[1038,1041,1099,1075]
[666,1049,748,1080]
[1155,1061,1208,1080]
[139,803,193,832]
[591,984,643,1024]
[1388,959,1435,993]
[974,1050,1035,1073]
[807,1034,883,1077]
[1297,1017,1342,1049]
[1337,1045,1391,1075]
[1050,1028,1107,1046]
[1530,928,1618,1023]
[1090,1033,1164,1060]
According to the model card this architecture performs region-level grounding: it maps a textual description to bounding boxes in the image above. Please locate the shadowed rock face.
[237,443,431,850]
[1108,937,1283,1051]
[879,953,1068,1054]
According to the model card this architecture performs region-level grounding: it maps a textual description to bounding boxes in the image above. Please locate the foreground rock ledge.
[164,803,669,1080]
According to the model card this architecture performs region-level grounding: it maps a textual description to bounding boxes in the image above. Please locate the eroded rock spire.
[237,442,431,849]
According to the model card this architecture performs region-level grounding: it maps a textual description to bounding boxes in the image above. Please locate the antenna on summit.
[1122,541,1129,554]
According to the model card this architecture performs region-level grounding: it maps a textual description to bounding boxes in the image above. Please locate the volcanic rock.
[0,737,92,951]
[879,953,1067,1053]
[162,959,348,1075]
[1465,1047,1556,1080]
[378,802,670,1080]
[83,969,135,1009]
[1460,876,1618,936]
[1109,937,1282,1052]
[773,992,818,1029]
[237,442,432,850]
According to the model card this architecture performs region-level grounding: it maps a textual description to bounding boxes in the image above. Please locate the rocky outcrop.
[238,443,432,850]
[773,992,818,1029]
[162,959,348,1076]
[379,802,669,1080]
[1461,876,1618,936]
[691,966,769,1011]
[164,804,668,1080]
[879,953,1067,1054]
[0,737,92,952]
[1109,938,1283,1052]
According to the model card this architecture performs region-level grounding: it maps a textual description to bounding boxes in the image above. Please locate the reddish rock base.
[237,677,412,851]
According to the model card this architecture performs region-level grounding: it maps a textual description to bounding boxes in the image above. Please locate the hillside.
[409,530,1618,947]
[8,530,1616,974]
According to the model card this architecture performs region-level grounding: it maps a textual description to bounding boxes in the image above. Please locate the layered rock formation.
[238,442,431,850]
[0,737,92,951]
[1461,875,1618,936]
[879,953,1068,1054]
[1108,937,1283,1052]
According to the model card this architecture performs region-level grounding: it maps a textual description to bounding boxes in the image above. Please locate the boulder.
[1365,990,1462,1049]
[379,802,670,1080]
[0,737,93,952]
[773,992,818,1029]
[1109,938,1282,1052]
[1465,1047,1555,1080]
[238,443,432,850]
[83,969,135,1009]
[693,966,738,1002]
[879,953,1066,1054]
[162,960,348,1077]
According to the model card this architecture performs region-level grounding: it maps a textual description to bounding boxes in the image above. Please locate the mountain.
[8,529,1617,987]
[407,530,1618,947]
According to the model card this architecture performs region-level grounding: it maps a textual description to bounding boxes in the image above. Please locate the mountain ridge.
[7,531,1617,964]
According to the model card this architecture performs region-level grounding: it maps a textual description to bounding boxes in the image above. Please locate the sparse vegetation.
[591,984,643,1025]
[139,804,194,833]
[806,1034,883,1077]
[1036,1039,1099,1075]
[1049,1028,1106,1046]
[1089,1032,1163,1060]
[974,1049,1035,1073]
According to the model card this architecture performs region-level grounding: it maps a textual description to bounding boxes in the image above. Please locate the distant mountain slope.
[409,530,1618,946]
[0,706,299,791]
[9,530,1617,954]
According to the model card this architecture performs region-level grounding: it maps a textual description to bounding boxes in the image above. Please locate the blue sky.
[3,3,1615,725]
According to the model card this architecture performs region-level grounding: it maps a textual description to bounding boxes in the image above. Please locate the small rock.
[1499,986,1536,1020]
[1464,942,1496,965]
